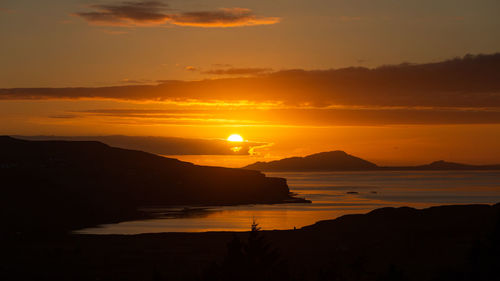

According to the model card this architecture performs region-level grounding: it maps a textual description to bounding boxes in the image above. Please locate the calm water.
[77,171,500,234]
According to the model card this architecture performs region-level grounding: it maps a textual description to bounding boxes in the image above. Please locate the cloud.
[337,16,362,22]
[76,108,263,126]
[119,78,154,84]
[168,8,280,27]
[262,107,500,126]
[75,1,170,26]
[48,114,80,119]
[74,1,280,27]
[81,107,500,126]
[2,53,500,109]
[15,135,268,156]
[185,65,272,76]
[70,107,500,126]
[0,8,14,14]
[102,29,129,35]
[185,66,198,72]
[202,67,273,75]
[78,108,210,119]
[212,63,233,68]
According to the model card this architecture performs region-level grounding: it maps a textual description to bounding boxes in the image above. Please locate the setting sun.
[227,134,244,142]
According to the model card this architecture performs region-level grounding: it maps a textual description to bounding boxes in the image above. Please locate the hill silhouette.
[243,151,379,171]
[244,151,500,171]
[0,136,305,233]
[384,160,500,171]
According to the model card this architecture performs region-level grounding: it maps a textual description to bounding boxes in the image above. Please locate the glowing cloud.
[169,8,280,27]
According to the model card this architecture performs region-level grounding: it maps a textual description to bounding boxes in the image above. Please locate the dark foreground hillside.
[0,136,305,234]
[1,203,499,281]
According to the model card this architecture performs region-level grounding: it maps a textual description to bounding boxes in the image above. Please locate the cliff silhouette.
[244,151,500,172]
[0,136,305,233]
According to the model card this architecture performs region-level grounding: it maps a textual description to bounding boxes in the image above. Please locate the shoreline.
[4,202,499,281]
[74,201,497,235]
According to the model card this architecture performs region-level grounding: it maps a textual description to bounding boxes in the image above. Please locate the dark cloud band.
[72,107,500,126]
[2,53,500,109]
[74,1,280,27]
[14,135,267,156]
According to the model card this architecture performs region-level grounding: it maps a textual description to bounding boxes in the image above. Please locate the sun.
[227,134,244,142]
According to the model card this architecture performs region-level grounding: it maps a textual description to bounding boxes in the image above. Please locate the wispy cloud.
[48,114,80,119]
[185,66,198,72]
[74,1,280,28]
[212,63,233,68]
[337,16,362,22]
[102,29,130,35]
[202,67,273,75]
[185,65,272,76]
[0,8,15,14]
[69,107,500,126]
[119,78,155,84]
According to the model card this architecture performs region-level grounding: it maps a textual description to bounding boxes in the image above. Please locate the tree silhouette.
[202,220,289,281]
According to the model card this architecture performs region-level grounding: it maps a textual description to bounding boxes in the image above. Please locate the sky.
[1,0,500,167]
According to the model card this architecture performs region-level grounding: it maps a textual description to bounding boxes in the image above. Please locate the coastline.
[4,202,499,281]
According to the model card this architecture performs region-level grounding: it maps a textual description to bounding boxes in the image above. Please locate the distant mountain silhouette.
[384,160,500,171]
[244,151,379,171]
[0,136,306,233]
[243,151,500,171]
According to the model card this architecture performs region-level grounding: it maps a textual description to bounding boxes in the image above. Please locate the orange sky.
[2,0,500,88]
[1,1,499,167]
[1,96,499,167]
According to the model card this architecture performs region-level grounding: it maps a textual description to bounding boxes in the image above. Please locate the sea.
[76,170,500,234]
